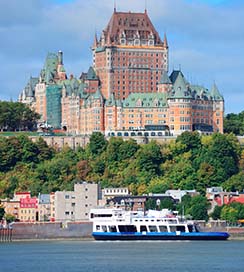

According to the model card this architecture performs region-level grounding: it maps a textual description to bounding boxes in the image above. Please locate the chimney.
[58,50,63,65]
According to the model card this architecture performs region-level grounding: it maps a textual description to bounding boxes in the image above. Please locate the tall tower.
[92,9,168,100]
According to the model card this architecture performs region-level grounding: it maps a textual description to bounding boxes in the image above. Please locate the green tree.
[176,131,201,157]
[159,198,175,210]
[88,132,107,156]
[188,195,210,221]
[222,171,244,192]
[221,206,239,223]
[224,111,244,135]
[210,205,223,220]
[0,101,40,131]
[135,141,163,182]
[4,213,16,223]
[35,137,55,161]
[195,133,240,184]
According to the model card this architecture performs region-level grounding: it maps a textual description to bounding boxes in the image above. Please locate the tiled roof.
[103,10,163,46]
[123,92,167,108]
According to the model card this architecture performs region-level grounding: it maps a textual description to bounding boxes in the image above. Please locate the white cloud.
[0,0,243,113]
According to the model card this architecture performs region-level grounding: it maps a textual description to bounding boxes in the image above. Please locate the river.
[0,240,244,271]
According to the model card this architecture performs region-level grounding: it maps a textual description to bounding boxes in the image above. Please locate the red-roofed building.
[18,193,38,222]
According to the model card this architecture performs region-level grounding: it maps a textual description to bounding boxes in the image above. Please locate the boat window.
[108,225,117,232]
[176,226,185,232]
[102,225,107,232]
[118,225,137,232]
[188,224,199,233]
[159,226,168,232]
[149,225,158,232]
[96,225,100,231]
[140,225,147,232]
[188,225,193,232]
[151,220,154,222]
[156,219,160,222]
[170,226,177,232]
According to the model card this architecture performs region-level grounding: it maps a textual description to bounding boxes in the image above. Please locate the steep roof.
[159,71,171,84]
[170,71,192,99]
[169,70,188,85]
[43,52,59,83]
[87,66,98,80]
[23,77,39,97]
[211,83,224,101]
[103,10,163,46]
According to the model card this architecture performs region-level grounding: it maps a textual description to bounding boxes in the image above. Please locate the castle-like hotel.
[19,9,224,136]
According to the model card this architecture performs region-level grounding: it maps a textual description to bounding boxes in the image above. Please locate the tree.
[35,137,55,161]
[195,133,240,184]
[224,111,244,135]
[176,131,201,156]
[147,177,171,194]
[4,213,16,223]
[88,132,107,156]
[188,195,210,221]
[135,141,163,182]
[222,172,244,192]
[76,160,90,180]
[210,205,223,220]
[220,206,239,223]
[0,101,40,131]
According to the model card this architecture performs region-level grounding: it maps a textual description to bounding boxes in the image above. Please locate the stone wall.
[11,221,93,240]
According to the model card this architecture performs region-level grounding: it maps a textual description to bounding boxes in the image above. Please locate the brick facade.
[19,10,224,136]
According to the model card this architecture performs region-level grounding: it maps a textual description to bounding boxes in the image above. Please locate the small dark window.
[140,225,147,232]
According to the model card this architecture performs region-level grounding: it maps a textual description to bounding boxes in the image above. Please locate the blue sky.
[0,0,243,114]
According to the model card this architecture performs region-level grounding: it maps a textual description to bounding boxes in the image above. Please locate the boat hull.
[92,232,229,241]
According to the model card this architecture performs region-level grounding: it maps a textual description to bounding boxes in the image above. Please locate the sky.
[0,0,243,114]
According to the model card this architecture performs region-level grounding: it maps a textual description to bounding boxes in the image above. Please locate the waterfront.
[1,240,244,271]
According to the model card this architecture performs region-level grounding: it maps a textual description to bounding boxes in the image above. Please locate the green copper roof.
[24,76,39,97]
[159,71,171,84]
[87,66,98,80]
[169,71,192,99]
[123,93,168,108]
[210,83,224,101]
[95,47,106,53]
[190,85,211,100]
[62,77,90,98]
[40,52,59,84]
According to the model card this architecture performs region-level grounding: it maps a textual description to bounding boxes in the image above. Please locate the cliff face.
[11,222,92,240]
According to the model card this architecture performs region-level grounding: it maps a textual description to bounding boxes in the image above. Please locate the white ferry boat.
[89,208,229,241]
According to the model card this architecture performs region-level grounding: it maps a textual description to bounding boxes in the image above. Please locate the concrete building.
[54,182,101,222]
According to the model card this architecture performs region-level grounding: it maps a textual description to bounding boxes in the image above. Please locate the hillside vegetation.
[0,131,243,199]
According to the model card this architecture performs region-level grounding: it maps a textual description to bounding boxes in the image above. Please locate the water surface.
[0,240,243,272]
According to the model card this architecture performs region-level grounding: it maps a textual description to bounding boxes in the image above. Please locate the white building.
[54,182,101,222]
